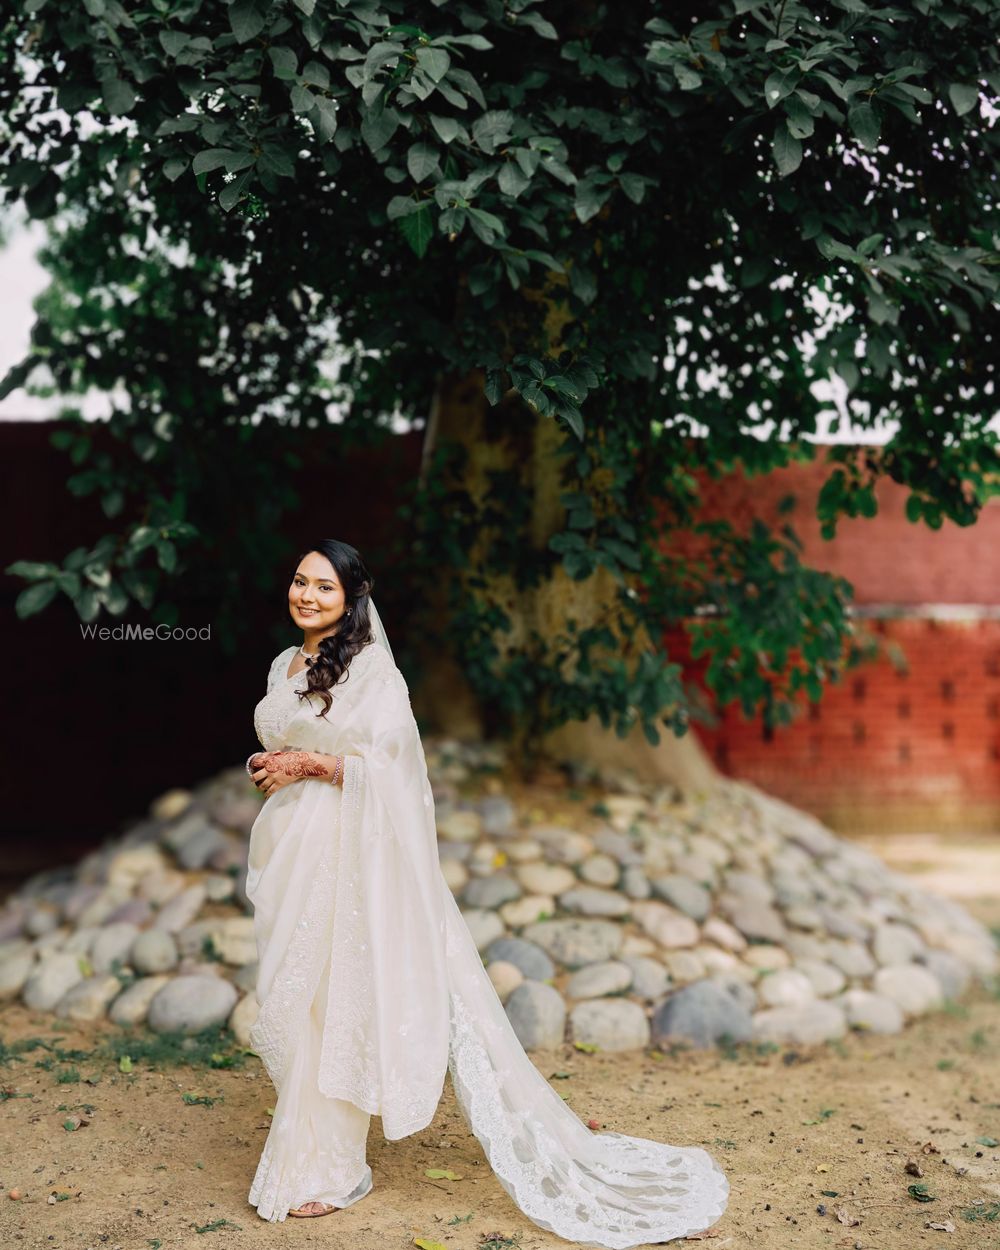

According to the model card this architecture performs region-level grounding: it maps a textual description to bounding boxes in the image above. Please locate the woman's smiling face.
[288,551,346,635]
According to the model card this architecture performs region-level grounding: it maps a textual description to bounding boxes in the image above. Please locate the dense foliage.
[1,0,998,745]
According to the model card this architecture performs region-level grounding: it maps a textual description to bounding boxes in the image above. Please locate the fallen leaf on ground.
[815,1164,830,1173]
[926,1220,956,1232]
[424,1168,463,1181]
[835,1207,861,1226]
[413,1239,449,1250]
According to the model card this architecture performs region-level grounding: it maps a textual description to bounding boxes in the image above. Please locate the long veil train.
[438,874,730,1248]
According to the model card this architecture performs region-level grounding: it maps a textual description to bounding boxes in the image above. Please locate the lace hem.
[248,1135,372,1223]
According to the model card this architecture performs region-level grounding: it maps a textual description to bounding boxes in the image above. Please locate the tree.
[2,0,998,778]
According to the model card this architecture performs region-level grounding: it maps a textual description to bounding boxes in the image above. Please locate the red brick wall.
[660,452,1000,833]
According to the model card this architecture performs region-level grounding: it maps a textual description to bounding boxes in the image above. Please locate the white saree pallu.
[245,639,730,1245]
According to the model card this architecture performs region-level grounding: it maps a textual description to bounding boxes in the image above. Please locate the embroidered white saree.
[245,639,730,1246]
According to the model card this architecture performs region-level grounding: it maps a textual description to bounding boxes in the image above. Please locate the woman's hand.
[250,750,328,799]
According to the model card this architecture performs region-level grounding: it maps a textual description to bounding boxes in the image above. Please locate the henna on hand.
[262,750,327,779]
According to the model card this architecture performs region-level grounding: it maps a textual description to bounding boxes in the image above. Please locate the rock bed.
[1,740,996,1053]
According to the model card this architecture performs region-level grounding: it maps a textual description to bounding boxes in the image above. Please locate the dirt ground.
[0,836,997,1250]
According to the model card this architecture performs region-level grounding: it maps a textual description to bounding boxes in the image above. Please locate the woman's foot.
[288,1200,336,1217]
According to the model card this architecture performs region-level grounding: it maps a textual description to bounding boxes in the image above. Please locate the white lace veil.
[366,597,394,664]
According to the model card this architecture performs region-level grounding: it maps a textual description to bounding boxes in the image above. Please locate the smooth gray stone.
[521,918,623,969]
[920,949,971,1000]
[557,886,630,918]
[504,980,566,1050]
[569,998,650,1051]
[461,908,505,952]
[872,921,926,967]
[621,956,670,1002]
[0,948,35,999]
[837,989,904,1035]
[622,866,652,900]
[90,922,141,973]
[109,975,171,1026]
[752,1001,847,1044]
[176,827,232,871]
[147,974,238,1034]
[462,874,522,909]
[479,795,517,837]
[105,898,155,927]
[22,952,85,1011]
[152,883,207,934]
[485,936,555,982]
[649,875,711,922]
[592,829,645,866]
[651,978,753,1049]
[130,928,179,974]
[565,960,633,999]
[53,974,123,1022]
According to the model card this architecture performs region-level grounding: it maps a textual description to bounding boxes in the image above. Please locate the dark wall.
[1,419,422,889]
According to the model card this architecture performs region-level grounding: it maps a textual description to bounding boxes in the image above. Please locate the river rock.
[752,1000,847,1045]
[486,936,555,981]
[22,952,85,1011]
[794,959,847,998]
[650,875,711,922]
[757,968,815,1009]
[621,956,670,1001]
[461,908,505,952]
[721,898,786,944]
[566,960,633,1000]
[651,979,753,1049]
[108,974,172,1026]
[153,883,207,934]
[521,918,623,969]
[580,854,620,887]
[480,795,517,837]
[621,866,652,900]
[54,974,123,1021]
[837,988,905,1034]
[505,980,566,1049]
[91,922,141,974]
[558,886,631,918]
[147,974,238,1034]
[438,810,482,843]
[500,895,554,928]
[702,917,748,952]
[631,901,699,949]
[529,826,593,865]
[229,992,259,1045]
[487,960,524,1002]
[873,921,926,967]
[872,965,944,1017]
[131,929,179,974]
[570,999,649,1051]
[441,858,469,893]
[0,947,35,999]
[920,948,971,1000]
[824,939,877,979]
[516,863,576,895]
[463,874,521,909]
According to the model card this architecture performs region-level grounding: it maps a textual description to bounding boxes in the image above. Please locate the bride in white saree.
[244,540,730,1246]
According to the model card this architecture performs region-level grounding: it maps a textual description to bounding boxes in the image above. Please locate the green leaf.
[192,149,233,176]
[15,581,58,618]
[407,142,440,183]
[398,203,433,256]
[163,157,189,182]
[947,83,979,116]
[361,106,400,154]
[771,123,802,176]
[228,0,266,43]
[416,46,450,83]
[430,115,464,144]
[499,161,530,197]
[848,101,881,150]
[268,46,298,80]
[102,77,135,115]
[159,31,190,57]
[472,109,514,154]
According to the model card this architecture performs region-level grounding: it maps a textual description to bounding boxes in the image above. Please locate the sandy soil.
[1,831,997,1250]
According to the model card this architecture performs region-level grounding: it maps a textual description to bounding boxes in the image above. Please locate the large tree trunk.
[409,370,722,796]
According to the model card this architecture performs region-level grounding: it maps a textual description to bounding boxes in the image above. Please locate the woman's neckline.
[283,641,375,683]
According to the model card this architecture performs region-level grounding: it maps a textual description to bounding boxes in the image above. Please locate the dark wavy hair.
[291,539,376,718]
